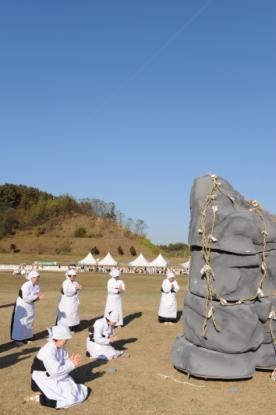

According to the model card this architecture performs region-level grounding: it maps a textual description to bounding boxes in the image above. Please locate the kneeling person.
[25,324,88,409]
[86,311,123,360]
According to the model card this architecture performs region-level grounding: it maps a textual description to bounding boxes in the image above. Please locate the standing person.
[11,270,44,346]
[86,311,123,360]
[104,269,125,327]
[24,323,88,408]
[56,269,82,333]
[158,272,180,325]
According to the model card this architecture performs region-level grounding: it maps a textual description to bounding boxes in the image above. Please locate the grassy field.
[0,271,275,415]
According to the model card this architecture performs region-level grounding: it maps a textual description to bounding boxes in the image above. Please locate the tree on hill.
[117,245,124,255]
[91,246,100,255]
[130,246,136,256]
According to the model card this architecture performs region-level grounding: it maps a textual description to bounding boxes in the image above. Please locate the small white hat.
[26,270,40,280]
[167,272,175,279]
[68,269,77,276]
[108,310,119,323]
[110,269,120,278]
[49,324,72,340]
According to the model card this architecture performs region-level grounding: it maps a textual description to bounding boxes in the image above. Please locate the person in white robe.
[10,270,44,346]
[158,272,180,324]
[86,311,123,360]
[25,323,88,409]
[56,269,82,332]
[104,269,125,327]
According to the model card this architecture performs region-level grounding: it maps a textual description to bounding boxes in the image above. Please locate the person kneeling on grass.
[24,323,88,409]
[86,311,123,360]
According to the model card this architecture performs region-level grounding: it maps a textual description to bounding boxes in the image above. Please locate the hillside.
[0,211,164,263]
[0,183,189,266]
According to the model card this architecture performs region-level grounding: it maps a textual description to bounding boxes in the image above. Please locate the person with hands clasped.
[158,271,180,324]
[11,270,44,346]
[56,269,82,332]
[86,310,123,360]
[25,323,88,408]
[104,269,125,327]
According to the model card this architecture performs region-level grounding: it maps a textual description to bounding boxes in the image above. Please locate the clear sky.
[0,1,275,245]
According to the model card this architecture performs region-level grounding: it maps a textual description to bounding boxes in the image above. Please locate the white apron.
[11,281,40,341]
[32,341,87,409]
[104,277,125,326]
[57,279,81,327]
[158,279,180,318]
[86,317,122,360]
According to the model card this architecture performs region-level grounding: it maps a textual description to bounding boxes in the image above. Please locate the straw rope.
[199,174,270,337]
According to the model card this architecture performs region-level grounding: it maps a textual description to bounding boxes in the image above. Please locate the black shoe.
[86,351,91,358]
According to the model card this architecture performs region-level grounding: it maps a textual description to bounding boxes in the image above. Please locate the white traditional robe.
[32,340,87,409]
[104,278,125,326]
[86,317,122,360]
[158,279,180,319]
[11,281,41,341]
[57,279,81,327]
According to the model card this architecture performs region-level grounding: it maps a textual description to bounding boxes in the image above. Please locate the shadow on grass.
[0,346,39,369]
[79,316,104,333]
[0,302,14,309]
[123,312,142,327]
[114,337,138,351]
[176,310,182,322]
[32,329,49,342]
[71,359,107,384]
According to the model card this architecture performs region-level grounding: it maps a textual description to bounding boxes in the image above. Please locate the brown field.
[0,271,275,415]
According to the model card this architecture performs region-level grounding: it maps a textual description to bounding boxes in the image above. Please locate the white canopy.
[147,254,167,267]
[181,261,190,269]
[128,253,149,267]
[98,252,118,266]
[78,252,96,265]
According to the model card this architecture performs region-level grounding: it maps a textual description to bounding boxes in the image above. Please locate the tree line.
[0,183,147,239]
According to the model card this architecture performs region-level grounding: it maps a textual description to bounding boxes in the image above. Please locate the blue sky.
[1,0,275,244]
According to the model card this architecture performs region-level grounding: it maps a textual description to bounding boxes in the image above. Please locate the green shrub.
[74,226,87,237]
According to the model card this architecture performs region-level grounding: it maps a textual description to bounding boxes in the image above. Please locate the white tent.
[78,252,97,265]
[181,260,190,269]
[147,254,167,267]
[98,252,118,266]
[128,253,149,267]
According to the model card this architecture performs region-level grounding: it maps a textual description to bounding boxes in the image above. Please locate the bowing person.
[86,311,123,360]
[158,272,180,324]
[11,270,44,346]
[104,269,125,327]
[25,323,88,409]
[56,269,82,332]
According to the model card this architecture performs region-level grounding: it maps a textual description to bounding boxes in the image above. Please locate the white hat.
[110,269,120,278]
[26,270,40,280]
[68,269,77,276]
[167,272,175,279]
[108,310,119,323]
[47,324,72,341]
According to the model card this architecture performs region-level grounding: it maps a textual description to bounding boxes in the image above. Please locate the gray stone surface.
[170,337,256,379]
[183,292,263,353]
[171,174,276,378]
[189,249,261,301]
[255,343,276,369]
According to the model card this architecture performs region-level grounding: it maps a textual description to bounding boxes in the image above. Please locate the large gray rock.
[171,174,276,379]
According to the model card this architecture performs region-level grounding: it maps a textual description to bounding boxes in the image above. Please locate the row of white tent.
[78,252,168,267]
